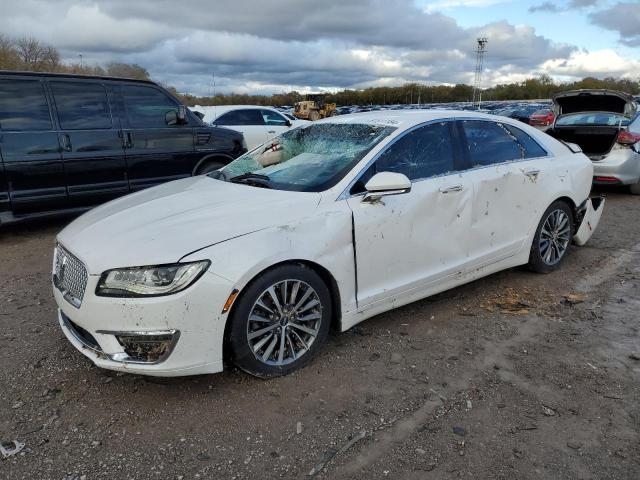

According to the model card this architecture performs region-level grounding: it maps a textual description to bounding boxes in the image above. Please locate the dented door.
[347,174,473,308]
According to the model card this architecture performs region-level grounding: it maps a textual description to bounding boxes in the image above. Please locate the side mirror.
[362,172,411,203]
[178,105,187,124]
[193,111,205,121]
[286,119,292,127]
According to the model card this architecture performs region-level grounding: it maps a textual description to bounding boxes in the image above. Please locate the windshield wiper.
[229,172,272,187]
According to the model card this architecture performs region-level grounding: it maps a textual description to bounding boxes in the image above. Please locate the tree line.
[0,35,150,80]
[1,36,638,107]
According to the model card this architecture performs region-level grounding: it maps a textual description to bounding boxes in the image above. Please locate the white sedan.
[52,111,604,378]
[199,105,307,150]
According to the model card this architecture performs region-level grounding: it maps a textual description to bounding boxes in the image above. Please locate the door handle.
[522,169,540,180]
[60,133,72,152]
[439,184,463,194]
[267,130,276,134]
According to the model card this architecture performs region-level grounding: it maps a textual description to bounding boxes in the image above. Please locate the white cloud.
[540,49,640,79]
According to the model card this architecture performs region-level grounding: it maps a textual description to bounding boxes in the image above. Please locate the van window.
[216,109,265,126]
[51,82,112,130]
[122,85,180,128]
[0,79,52,131]
[462,120,522,166]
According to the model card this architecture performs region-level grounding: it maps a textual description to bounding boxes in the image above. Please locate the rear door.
[214,109,266,150]
[457,119,542,266]
[49,80,129,207]
[120,84,197,192]
[0,77,67,214]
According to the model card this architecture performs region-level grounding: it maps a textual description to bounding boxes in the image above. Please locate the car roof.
[0,70,156,85]
[199,105,282,119]
[316,109,506,130]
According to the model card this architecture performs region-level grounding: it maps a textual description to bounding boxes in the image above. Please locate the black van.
[0,71,246,225]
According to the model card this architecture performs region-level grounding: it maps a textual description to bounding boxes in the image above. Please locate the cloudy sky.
[2,0,639,95]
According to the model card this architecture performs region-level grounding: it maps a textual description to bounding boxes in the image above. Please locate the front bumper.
[54,271,235,377]
[592,148,640,185]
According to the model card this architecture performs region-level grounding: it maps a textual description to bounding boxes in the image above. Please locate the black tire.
[528,200,574,273]
[196,161,225,175]
[227,264,332,378]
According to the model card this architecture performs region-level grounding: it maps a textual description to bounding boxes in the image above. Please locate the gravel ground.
[1,186,639,480]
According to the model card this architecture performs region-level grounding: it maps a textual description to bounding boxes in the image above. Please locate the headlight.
[95,261,210,297]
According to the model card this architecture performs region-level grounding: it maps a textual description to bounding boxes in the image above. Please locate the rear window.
[504,125,547,158]
[556,113,631,127]
[462,120,522,166]
[0,79,52,131]
[51,81,112,130]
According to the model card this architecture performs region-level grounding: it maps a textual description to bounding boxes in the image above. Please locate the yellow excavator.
[293,94,337,121]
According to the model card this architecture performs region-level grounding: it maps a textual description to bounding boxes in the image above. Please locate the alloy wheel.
[539,209,571,266]
[246,280,323,366]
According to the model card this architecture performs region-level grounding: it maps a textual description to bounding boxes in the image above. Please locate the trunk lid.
[552,89,637,118]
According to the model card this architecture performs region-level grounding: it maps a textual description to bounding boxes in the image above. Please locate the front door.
[49,80,129,207]
[119,84,196,192]
[0,77,67,215]
[347,121,472,308]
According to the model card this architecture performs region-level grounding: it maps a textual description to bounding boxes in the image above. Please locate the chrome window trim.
[337,116,554,201]
[337,118,457,200]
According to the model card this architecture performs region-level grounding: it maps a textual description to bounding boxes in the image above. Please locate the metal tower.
[473,37,488,108]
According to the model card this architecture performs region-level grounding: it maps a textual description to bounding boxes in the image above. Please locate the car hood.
[57,176,321,274]
[552,89,637,117]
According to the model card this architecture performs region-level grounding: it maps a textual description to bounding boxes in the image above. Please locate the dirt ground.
[1,186,639,480]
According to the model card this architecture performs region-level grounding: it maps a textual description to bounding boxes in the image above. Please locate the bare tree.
[0,34,20,70]
[105,62,150,80]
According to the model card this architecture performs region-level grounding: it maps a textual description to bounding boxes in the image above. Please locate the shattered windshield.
[211,123,396,192]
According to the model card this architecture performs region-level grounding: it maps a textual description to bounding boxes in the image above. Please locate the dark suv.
[0,71,246,224]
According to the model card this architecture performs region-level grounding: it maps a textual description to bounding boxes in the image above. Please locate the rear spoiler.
[560,140,582,154]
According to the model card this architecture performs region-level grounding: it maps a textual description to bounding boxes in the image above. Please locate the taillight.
[617,131,640,146]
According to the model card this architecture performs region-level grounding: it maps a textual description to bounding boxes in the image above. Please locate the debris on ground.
[563,293,587,306]
[296,421,303,435]
[308,431,367,477]
[1,440,25,458]
[629,352,640,361]
[480,288,534,315]
[452,426,466,436]
[542,406,557,416]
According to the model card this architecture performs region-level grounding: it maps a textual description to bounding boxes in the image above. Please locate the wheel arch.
[192,153,235,175]
[222,259,343,362]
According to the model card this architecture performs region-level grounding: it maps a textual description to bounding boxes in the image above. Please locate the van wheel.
[227,264,332,378]
[629,182,640,195]
[197,161,225,175]
[528,201,574,273]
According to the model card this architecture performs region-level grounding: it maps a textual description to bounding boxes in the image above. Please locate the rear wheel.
[629,182,640,195]
[528,201,574,273]
[309,110,320,121]
[227,264,332,377]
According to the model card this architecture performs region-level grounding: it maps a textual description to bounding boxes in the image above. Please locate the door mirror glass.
[363,171,411,203]
[193,110,205,121]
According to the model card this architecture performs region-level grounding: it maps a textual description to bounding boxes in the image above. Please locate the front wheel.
[197,161,225,175]
[528,201,574,273]
[227,264,332,377]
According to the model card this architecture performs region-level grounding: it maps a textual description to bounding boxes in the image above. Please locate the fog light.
[98,329,180,364]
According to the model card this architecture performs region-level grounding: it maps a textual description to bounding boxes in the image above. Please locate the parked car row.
[0,72,246,225]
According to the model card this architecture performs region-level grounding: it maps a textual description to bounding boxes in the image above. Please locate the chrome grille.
[53,245,88,308]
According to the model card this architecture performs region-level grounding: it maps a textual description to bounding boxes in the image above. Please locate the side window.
[504,124,547,158]
[0,79,52,131]
[216,109,265,126]
[51,81,112,130]
[375,122,455,181]
[262,109,288,126]
[122,85,179,128]
[462,120,522,166]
